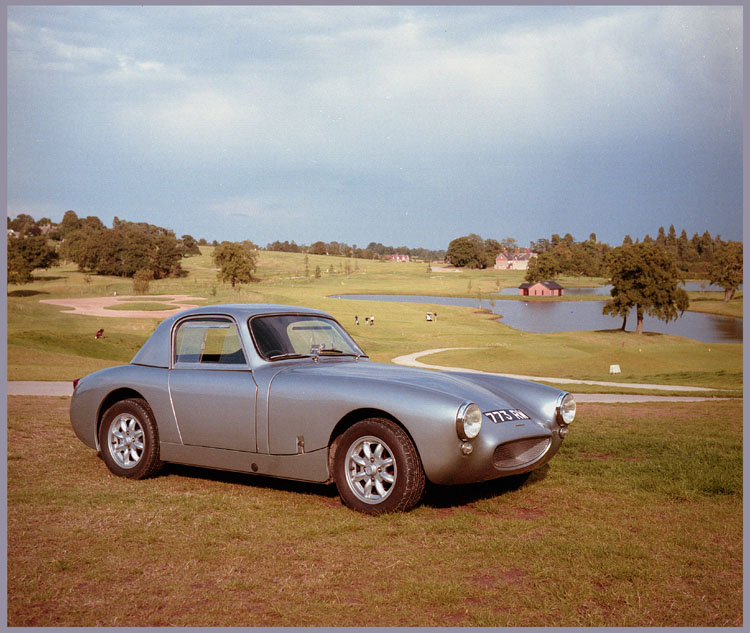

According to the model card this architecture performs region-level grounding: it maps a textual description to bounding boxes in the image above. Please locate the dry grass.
[7,397,742,627]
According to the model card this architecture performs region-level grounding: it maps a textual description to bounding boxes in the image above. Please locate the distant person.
[426,313,433,322]
[433,312,437,321]
[95,329,104,339]
[355,315,359,325]
[369,316,375,326]
[364,316,370,325]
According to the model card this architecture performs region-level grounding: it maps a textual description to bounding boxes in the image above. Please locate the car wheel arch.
[96,388,148,449]
[327,408,422,482]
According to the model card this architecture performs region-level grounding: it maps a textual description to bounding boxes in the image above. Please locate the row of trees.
[443,228,741,335]
[445,234,518,269]
[445,227,740,282]
[8,210,447,286]
[7,234,59,284]
[61,216,186,279]
[525,227,738,281]
[268,239,445,261]
[599,239,742,334]
[7,211,203,282]
[525,233,610,281]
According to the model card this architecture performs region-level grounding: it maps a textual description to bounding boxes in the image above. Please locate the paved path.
[391,348,736,403]
[8,381,74,396]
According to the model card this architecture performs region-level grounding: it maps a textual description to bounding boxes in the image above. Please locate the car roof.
[131,303,333,368]
[174,303,329,320]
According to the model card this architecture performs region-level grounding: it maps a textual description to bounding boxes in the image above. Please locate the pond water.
[331,293,742,344]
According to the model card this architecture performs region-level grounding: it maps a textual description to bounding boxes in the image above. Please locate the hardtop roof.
[130,303,333,368]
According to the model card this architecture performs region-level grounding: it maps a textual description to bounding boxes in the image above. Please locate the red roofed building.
[518,281,565,297]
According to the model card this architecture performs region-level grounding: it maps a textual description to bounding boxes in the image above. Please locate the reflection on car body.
[70,304,576,514]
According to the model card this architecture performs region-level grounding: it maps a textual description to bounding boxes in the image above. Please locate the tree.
[530,237,551,253]
[212,241,258,288]
[709,241,743,301]
[524,250,562,283]
[61,219,184,279]
[446,234,486,268]
[8,213,37,235]
[133,269,154,294]
[59,210,82,236]
[7,235,59,284]
[181,234,201,256]
[603,243,689,335]
[309,241,327,255]
[483,238,502,267]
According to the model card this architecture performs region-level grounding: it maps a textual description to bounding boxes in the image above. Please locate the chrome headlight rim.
[456,402,483,441]
[556,392,576,426]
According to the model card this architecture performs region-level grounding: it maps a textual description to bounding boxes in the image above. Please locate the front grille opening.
[493,437,551,470]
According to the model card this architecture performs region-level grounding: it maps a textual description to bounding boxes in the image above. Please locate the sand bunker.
[40,295,205,318]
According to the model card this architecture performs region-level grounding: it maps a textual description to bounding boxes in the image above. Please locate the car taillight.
[73,378,81,391]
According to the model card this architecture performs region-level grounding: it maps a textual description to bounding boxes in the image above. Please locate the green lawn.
[6,251,743,626]
[104,302,178,311]
[7,397,742,627]
[6,250,742,394]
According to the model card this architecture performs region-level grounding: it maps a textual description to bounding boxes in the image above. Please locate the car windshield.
[249,314,366,360]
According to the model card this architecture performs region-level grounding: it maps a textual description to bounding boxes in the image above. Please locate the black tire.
[333,418,425,515]
[98,398,163,480]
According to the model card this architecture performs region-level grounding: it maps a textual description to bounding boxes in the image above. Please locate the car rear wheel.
[99,398,163,479]
[334,418,425,515]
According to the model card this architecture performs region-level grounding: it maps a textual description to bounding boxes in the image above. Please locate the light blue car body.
[70,304,572,489]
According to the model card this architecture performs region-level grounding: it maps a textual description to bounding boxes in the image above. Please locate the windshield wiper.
[268,353,309,360]
[317,349,368,359]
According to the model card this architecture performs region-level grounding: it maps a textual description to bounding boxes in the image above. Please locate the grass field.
[5,249,743,393]
[7,396,742,627]
[6,249,743,626]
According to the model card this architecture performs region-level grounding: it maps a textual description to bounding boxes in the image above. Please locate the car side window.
[173,318,247,366]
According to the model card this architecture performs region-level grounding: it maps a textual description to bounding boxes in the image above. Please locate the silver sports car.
[70,304,576,514]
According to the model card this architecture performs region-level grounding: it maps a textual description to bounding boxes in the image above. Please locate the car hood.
[282,358,558,413]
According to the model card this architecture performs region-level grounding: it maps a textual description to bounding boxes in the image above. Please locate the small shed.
[518,281,565,297]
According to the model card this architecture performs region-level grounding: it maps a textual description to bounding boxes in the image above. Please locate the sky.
[6,4,744,250]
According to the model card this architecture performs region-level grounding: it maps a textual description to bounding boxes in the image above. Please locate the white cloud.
[20,5,736,169]
[8,15,182,83]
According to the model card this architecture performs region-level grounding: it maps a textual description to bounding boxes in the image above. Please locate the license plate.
[484,409,531,424]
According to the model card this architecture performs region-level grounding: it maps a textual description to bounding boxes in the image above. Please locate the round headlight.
[557,393,576,425]
[456,402,483,440]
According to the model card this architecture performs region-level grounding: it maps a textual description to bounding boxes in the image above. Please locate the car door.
[168,316,257,452]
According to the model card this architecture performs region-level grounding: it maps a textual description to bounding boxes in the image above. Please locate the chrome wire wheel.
[344,435,397,504]
[107,413,145,469]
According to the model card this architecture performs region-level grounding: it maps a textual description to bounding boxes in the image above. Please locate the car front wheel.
[99,398,163,479]
[334,418,425,515]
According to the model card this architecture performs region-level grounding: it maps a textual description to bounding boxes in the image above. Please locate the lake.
[331,293,742,344]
